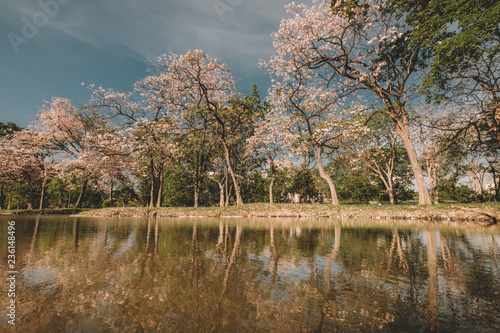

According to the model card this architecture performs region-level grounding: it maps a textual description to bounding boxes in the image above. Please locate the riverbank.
[0,208,86,216]
[72,203,500,225]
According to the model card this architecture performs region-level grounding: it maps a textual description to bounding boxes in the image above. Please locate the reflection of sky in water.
[21,266,59,294]
[111,228,136,259]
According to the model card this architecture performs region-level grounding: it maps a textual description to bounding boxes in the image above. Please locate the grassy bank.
[0,208,87,216]
[73,202,499,225]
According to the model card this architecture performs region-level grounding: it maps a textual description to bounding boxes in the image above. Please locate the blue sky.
[0,0,291,128]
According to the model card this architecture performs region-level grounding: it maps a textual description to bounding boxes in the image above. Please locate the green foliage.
[290,168,318,202]
[389,0,500,97]
[162,171,195,207]
[4,184,38,209]
[327,158,380,203]
[455,185,477,203]
[0,122,22,137]
[47,177,67,208]
[241,171,268,203]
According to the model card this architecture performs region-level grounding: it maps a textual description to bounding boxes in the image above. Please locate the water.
[0,215,499,332]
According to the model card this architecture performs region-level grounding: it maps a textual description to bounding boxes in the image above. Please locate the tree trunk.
[39,177,46,210]
[156,166,163,208]
[75,179,88,209]
[0,184,4,209]
[426,162,439,205]
[222,142,243,205]
[487,93,500,143]
[194,164,200,208]
[109,179,114,208]
[226,183,233,207]
[39,165,47,210]
[394,119,431,205]
[269,173,276,204]
[149,159,155,208]
[388,188,395,205]
[317,147,339,205]
[369,166,395,205]
[225,170,230,207]
[269,158,276,204]
[194,186,200,208]
[217,181,225,207]
[194,154,204,208]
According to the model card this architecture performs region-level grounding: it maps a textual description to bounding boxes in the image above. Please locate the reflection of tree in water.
[2,217,500,332]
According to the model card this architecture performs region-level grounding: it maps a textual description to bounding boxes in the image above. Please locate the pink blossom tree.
[131,118,180,207]
[247,110,295,203]
[35,97,112,208]
[150,50,245,205]
[0,128,58,210]
[84,81,178,207]
[347,113,411,205]
[13,130,56,209]
[268,69,367,205]
[266,0,432,204]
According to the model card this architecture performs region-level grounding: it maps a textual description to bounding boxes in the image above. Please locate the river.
[0,215,499,332]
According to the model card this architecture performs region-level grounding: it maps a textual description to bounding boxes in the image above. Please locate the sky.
[0,0,292,128]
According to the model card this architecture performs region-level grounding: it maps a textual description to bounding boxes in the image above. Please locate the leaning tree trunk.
[217,180,225,207]
[317,147,339,205]
[222,142,243,206]
[75,179,88,209]
[156,165,164,208]
[394,119,431,205]
[38,164,47,210]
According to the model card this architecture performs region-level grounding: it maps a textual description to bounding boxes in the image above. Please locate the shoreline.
[2,203,498,225]
[74,203,499,225]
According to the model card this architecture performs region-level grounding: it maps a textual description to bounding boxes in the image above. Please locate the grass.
[0,208,88,216]
[2,202,498,224]
[71,202,500,224]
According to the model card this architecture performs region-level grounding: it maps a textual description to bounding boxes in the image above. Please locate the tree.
[389,0,500,142]
[131,118,179,207]
[268,69,366,205]
[152,50,244,205]
[0,122,23,209]
[35,97,105,208]
[246,88,294,204]
[266,0,432,204]
[12,130,56,209]
[412,108,451,204]
[349,112,412,204]
[0,122,22,137]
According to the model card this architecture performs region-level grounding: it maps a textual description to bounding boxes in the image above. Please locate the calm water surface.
[0,215,499,332]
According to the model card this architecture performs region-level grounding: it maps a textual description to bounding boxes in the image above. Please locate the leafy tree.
[0,122,22,137]
[348,112,412,204]
[389,0,500,142]
[266,0,432,204]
